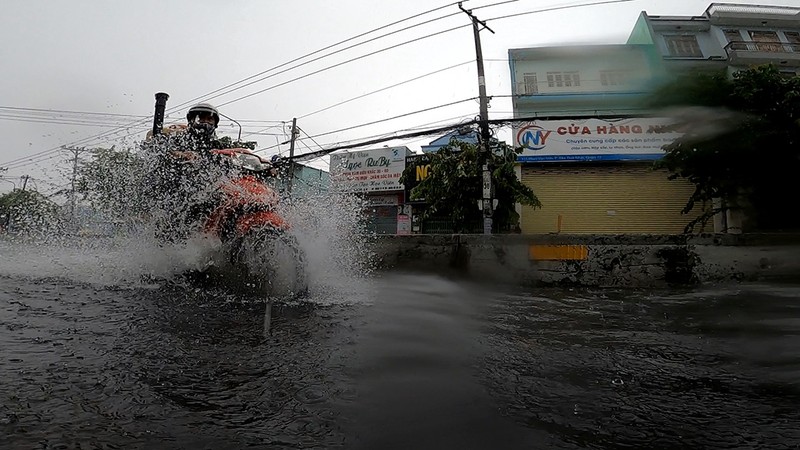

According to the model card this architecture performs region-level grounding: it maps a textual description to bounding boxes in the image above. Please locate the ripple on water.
[2,267,800,449]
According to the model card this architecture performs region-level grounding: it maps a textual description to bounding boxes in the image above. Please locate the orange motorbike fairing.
[235,210,289,236]
[202,168,288,238]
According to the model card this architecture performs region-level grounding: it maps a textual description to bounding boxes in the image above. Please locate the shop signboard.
[330,147,410,193]
[403,153,431,203]
[514,118,683,162]
[396,213,411,235]
[366,194,400,206]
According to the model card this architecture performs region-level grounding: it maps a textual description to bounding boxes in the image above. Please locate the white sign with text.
[330,147,409,193]
[514,118,683,162]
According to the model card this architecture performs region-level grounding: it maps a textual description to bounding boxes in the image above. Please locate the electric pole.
[20,175,29,192]
[459,2,495,235]
[62,145,88,227]
[287,118,298,197]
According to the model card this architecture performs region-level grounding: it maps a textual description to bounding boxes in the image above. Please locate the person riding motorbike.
[142,93,306,296]
[149,102,229,240]
[149,103,280,241]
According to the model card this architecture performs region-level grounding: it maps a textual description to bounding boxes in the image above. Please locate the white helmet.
[186,103,220,128]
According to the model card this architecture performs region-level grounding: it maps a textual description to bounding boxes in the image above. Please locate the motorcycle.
[146,93,307,298]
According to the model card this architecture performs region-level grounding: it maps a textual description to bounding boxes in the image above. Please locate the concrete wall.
[370,234,800,288]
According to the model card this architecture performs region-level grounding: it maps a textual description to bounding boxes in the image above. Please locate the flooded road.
[2,269,800,449]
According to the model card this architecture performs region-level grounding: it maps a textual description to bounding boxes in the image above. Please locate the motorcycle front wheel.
[233,228,308,299]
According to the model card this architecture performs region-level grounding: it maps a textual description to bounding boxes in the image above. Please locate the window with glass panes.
[723,29,745,50]
[600,70,628,86]
[749,30,782,52]
[785,31,800,52]
[546,71,580,88]
[664,35,703,57]
[523,73,538,94]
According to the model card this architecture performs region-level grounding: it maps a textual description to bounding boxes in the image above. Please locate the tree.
[0,189,61,234]
[215,136,257,150]
[75,146,149,219]
[400,138,540,233]
[649,65,800,231]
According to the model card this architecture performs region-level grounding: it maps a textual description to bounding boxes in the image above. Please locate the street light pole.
[460,2,495,235]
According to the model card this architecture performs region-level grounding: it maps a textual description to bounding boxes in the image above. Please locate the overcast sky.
[1,0,798,194]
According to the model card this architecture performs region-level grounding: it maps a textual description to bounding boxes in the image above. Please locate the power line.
[216,24,471,108]
[288,112,478,159]
[472,0,522,10]
[295,120,479,161]
[2,151,69,171]
[307,97,477,138]
[207,12,467,108]
[2,2,517,167]
[256,97,476,153]
[288,113,612,162]
[485,0,634,22]
[0,3,470,168]
[297,60,473,119]
[298,128,325,151]
[0,114,282,170]
[0,105,150,118]
[0,115,140,128]
[164,1,468,114]
[0,0,631,171]
[0,111,289,128]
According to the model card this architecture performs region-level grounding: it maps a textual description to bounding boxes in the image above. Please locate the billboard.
[330,147,410,193]
[403,154,431,203]
[514,118,683,162]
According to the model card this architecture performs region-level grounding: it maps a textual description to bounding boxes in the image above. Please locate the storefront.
[515,117,701,234]
[329,146,411,234]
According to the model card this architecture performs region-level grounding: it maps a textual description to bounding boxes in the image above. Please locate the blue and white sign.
[514,118,683,162]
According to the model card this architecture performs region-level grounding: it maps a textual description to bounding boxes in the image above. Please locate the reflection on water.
[1,272,799,449]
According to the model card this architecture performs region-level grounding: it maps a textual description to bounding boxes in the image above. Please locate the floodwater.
[2,243,800,449]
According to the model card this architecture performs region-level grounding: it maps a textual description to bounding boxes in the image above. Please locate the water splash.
[281,191,377,282]
[0,139,376,298]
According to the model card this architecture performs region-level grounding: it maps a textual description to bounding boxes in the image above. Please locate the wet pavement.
[2,272,799,449]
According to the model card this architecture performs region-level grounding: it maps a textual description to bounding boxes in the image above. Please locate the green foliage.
[76,146,148,218]
[400,138,540,233]
[215,136,258,150]
[650,65,800,231]
[0,189,61,234]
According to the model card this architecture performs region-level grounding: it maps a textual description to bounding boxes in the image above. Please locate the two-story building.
[511,2,800,235]
[509,44,699,234]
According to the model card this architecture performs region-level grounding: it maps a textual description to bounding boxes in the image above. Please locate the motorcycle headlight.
[236,153,265,172]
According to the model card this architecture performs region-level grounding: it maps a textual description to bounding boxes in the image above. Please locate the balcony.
[724,41,800,66]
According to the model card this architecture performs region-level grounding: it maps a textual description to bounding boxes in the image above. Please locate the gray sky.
[1,0,797,194]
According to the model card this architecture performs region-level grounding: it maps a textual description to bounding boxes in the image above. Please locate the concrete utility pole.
[20,175,29,192]
[459,2,495,235]
[287,118,298,197]
[62,146,88,225]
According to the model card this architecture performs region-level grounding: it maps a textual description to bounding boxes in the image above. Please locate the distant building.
[420,129,478,153]
[628,3,800,77]
[509,2,800,235]
[274,163,330,198]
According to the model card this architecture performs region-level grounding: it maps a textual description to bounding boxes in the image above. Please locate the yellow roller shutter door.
[520,165,700,234]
